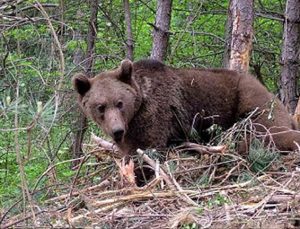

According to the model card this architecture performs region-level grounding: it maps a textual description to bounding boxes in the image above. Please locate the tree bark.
[279,0,300,114]
[71,0,99,166]
[223,0,233,68]
[123,0,134,61]
[71,29,85,166]
[228,0,254,73]
[84,0,99,76]
[150,0,172,62]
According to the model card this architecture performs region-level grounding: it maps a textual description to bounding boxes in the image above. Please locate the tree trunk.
[84,0,99,76]
[279,0,300,114]
[223,0,233,68]
[71,0,99,167]
[71,29,85,166]
[123,0,134,61]
[150,0,172,62]
[228,0,254,73]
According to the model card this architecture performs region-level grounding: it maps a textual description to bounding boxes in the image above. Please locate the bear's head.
[73,60,142,143]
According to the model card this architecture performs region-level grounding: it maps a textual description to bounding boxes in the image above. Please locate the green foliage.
[189,127,202,142]
[252,1,284,92]
[207,193,229,208]
[248,139,278,173]
[181,222,198,229]
[0,0,287,210]
[236,171,254,183]
[66,40,87,52]
[165,160,177,174]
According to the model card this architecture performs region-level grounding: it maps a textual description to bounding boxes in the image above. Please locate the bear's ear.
[118,59,133,84]
[72,73,91,96]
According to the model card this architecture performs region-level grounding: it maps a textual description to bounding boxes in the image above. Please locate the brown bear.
[73,59,300,156]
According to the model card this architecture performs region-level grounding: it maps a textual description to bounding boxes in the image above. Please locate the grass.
[0,120,73,208]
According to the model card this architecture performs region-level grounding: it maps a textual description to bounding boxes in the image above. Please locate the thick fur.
[73,59,300,155]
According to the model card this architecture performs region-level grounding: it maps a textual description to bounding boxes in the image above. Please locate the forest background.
[0,0,299,227]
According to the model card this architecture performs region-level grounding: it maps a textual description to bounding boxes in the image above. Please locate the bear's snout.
[112,128,125,142]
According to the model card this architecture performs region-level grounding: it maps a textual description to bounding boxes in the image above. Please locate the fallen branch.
[1,210,47,229]
[268,194,300,202]
[69,192,174,225]
[69,190,194,225]
[176,142,227,154]
[67,154,91,202]
[45,179,110,203]
[137,149,176,191]
[137,149,198,207]
[33,156,85,192]
[90,133,124,158]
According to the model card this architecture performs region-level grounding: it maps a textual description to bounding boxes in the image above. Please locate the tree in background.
[223,0,234,69]
[279,0,300,114]
[71,0,99,166]
[226,0,254,72]
[150,0,173,61]
[123,0,134,61]
[1,0,300,217]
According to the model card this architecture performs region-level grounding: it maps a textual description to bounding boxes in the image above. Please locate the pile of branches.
[1,118,300,228]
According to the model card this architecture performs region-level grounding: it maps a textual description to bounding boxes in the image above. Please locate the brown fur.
[73,59,300,155]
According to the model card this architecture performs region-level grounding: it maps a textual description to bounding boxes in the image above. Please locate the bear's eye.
[116,101,123,109]
[97,104,106,113]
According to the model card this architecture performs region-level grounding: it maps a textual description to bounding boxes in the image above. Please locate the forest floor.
[1,130,300,228]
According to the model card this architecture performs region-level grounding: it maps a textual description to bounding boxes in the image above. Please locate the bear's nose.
[112,129,124,142]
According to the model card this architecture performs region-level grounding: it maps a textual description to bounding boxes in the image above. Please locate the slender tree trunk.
[59,0,64,43]
[71,29,85,166]
[228,0,254,73]
[279,0,300,114]
[223,1,233,68]
[72,0,99,166]
[150,0,172,61]
[123,0,134,60]
[85,0,99,75]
